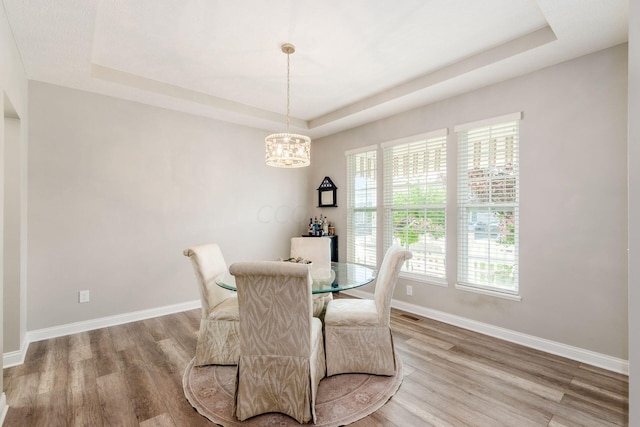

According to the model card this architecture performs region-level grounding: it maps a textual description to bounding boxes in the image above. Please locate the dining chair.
[229,261,325,424]
[290,236,333,319]
[324,244,412,376]
[183,243,240,366]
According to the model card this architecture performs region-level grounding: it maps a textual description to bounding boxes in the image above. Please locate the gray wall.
[4,116,21,353]
[628,0,639,423]
[311,44,629,359]
[27,82,310,331]
[1,1,29,409]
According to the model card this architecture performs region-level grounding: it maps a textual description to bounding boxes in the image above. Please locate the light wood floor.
[3,296,629,426]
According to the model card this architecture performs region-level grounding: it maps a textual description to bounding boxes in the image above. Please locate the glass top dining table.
[215,262,376,294]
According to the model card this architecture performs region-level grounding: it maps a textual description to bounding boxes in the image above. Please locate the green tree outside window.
[392,185,446,246]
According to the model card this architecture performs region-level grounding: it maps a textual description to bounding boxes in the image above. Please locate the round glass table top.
[215,262,376,294]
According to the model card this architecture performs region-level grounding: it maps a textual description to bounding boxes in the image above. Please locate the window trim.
[382,129,448,282]
[345,146,378,267]
[455,283,522,301]
[345,144,378,156]
[402,272,448,287]
[380,128,448,149]
[454,112,522,133]
[343,114,524,301]
[456,112,521,296]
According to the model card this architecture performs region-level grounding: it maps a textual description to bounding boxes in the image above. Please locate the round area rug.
[183,358,403,426]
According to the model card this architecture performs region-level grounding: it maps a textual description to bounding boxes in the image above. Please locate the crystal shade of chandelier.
[265,43,311,168]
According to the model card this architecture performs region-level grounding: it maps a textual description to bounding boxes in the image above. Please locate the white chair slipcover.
[183,243,240,366]
[230,261,326,424]
[290,236,333,319]
[324,245,412,376]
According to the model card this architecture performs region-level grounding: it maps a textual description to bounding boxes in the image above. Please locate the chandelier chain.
[286,50,291,132]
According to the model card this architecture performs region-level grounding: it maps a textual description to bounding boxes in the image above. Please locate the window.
[382,130,448,281]
[456,113,520,296]
[346,146,377,266]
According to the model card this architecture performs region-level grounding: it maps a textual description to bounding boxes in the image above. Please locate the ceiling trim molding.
[90,63,310,130]
[309,26,556,130]
[89,26,556,138]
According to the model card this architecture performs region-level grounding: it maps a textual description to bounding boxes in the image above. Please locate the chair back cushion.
[290,237,331,277]
[230,261,313,357]
[184,243,235,311]
[374,245,413,325]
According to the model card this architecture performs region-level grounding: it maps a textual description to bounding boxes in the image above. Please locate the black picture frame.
[317,176,338,207]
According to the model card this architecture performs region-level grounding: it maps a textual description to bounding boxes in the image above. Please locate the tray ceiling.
[2,0,628,138]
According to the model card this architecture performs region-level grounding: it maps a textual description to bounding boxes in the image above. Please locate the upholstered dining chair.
[230,261,326,424]
[324,244,412,377]
[290,237,333,318]
[183,243,240,366]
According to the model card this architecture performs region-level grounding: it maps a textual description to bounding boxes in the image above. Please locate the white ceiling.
[2,0,629,138]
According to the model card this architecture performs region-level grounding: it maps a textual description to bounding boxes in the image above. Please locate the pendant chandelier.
[265,43,311,168]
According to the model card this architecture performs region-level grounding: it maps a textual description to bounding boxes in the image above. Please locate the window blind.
[457,116,520,294]
[346,147,377,266]
[383,131,447,280]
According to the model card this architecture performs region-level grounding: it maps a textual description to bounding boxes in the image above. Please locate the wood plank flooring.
[3,296,629,426]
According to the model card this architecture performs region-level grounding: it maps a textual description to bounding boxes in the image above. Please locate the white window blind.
[456,114,520,294]
[346,147,377,266]
[383,130,447,280]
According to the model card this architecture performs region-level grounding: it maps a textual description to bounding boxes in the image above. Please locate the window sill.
[455,283,522,301]
[399,272,448,287]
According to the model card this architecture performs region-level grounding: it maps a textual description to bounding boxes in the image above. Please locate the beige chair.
[183,243,240,366]
[230,261,326,424]
[324,245,412,376]
[290,237,333,318]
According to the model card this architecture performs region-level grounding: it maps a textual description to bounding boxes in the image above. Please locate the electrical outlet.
[78,290,90,303]
[406,285,413,296]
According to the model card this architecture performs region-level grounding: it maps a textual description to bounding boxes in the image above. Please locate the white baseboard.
[3,300,201,368]
[345,289,629,375]
[2,339,29,369]
[0,393,8,426]
[5,292,629,375]
[27,300,201,342]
